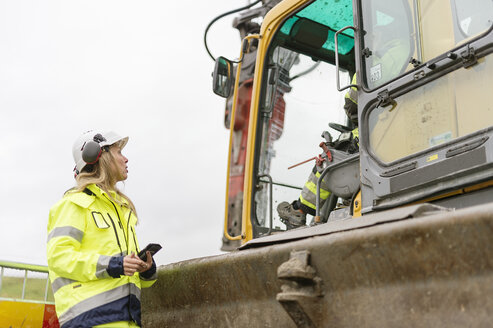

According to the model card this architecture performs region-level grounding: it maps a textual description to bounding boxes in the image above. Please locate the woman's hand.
[123,252,154,276]
[138,251,154,273]
[123,252,145,276]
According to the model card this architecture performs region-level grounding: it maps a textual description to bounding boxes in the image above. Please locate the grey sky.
[0,1,244,266]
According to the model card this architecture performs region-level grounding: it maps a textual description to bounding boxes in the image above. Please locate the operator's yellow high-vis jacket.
[47,184,156,327]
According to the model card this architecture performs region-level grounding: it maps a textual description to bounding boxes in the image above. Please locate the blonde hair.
[73,140,137,217]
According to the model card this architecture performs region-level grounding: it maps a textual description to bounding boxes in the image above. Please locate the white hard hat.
[73,130,128,174]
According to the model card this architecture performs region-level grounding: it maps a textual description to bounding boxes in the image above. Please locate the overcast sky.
[0,0,247,266]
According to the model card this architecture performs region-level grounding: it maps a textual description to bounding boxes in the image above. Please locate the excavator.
[143,0,493,326]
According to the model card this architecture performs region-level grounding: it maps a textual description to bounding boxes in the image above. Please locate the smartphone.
[138,243,162,261]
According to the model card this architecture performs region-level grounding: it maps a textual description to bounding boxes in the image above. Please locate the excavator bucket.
[143,203,493,327]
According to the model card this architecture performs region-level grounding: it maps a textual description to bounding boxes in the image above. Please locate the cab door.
[356,0,493,211]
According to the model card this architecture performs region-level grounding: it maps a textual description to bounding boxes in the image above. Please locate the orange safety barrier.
[0,260,60,327]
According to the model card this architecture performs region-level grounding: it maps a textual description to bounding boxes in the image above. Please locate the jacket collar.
[86,184,128,206]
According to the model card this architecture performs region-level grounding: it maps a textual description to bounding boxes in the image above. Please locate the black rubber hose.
[204,0,262,61]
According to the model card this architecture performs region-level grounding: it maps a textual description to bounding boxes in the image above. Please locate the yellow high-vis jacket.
[47,184,156,328]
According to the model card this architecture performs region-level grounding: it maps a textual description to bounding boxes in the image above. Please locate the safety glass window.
[369,54,493,163]
[361,0,414,89]
[452,0,493,43]
[257,46,349,230]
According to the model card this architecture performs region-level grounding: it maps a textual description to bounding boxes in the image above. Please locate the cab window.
[256,46,350,230]
[253,0,354,232]
[452,0,493,42]
[366,0,493,163]
[361,0,414,89]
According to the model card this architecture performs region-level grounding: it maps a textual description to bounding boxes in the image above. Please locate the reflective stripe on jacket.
[352,127,359,140]
[299,167,331,215]
[47,184,156,327]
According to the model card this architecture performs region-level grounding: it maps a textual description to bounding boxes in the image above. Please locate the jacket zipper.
[107,213,123,255]
[127,210,139,253]
[105,195,129,252]
[127,211,132,251]
[131,227,139,252]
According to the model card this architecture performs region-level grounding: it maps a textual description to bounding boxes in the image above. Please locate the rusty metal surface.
[142,202,493,327]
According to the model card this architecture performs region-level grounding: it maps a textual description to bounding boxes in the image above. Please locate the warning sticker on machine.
[370,64,382,82]
[429,131,452,147]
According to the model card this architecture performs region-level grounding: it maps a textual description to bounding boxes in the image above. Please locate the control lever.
[321,130,332,143]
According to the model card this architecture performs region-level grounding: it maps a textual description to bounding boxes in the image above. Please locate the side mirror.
[212,56,234,98]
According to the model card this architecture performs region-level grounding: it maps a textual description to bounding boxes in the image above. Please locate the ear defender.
[81,133,107,164]
[81,141,102,163]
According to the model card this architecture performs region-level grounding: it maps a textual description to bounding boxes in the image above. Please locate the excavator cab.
[214,0,493,246]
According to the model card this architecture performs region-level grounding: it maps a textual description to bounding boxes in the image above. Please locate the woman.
[47,130,157,327]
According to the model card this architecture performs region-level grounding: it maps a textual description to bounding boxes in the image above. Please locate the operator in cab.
[277,17,412,228]
[277,74,359,229]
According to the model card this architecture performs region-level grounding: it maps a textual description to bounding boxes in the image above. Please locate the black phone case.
[138,243,162,261]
